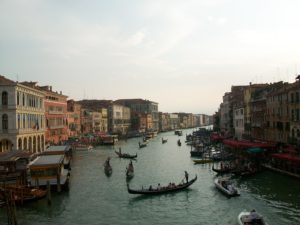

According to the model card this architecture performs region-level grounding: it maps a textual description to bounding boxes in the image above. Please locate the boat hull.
[214,178,240,197]
[127,175,197,195]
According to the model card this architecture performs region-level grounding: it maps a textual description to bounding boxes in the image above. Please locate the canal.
[1,128,300,225]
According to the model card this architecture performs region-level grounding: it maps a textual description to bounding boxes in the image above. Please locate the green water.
[1,129,300,225]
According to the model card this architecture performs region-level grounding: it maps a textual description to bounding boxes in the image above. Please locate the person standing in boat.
[184,171,189,183]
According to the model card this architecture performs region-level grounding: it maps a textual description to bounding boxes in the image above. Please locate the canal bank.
[1,129,300,225]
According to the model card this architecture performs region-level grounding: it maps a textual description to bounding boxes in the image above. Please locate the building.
[220,92,231,135]
[67,100,81,137]
[289,76,300,145]
[265,83,290,143]
[39,86,68,145]
[108,104,131,136]
[99,108,108,134]
[233,105,244,140]
[0,76,46,152]
[114,99,159,132]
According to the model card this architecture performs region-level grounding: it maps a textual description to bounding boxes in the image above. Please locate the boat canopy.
[271,153,300,164]
[247,147,265,154]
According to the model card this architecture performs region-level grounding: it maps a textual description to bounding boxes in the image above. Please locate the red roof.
[271,153,300,164]
[223,139,276,150]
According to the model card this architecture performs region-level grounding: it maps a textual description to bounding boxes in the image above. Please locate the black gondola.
[115,151,137,159]
[162,138,168,144]
[127,175,197,195]
[212,165,234,174]
[139,142,147,148]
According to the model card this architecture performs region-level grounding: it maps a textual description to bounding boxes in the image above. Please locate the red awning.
[223,139,276,150]
[210,133,225,141]
[271,153,300,164]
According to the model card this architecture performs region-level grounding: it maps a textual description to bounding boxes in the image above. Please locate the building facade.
[0,76,46,152]
[67,100,81,137]
[108,104,131,135]
[114,99,159,132]
[40,86,68,145]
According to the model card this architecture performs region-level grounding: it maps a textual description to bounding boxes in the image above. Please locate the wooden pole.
[47,180,51,205]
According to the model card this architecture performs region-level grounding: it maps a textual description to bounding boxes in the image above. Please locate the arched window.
[2,114,8,130]
[17,114,20,129]
[2,91,8,105]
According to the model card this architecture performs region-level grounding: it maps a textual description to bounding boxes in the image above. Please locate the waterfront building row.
[214,75,300,146]
[0,75,212,153]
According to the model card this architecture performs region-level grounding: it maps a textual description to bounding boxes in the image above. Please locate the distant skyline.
[1,0,300,115]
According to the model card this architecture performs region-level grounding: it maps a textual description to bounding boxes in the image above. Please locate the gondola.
[104,165,112,176]
[115,151,137,159]
[104,158,112,176]
[127,175,197,195]
[162,138,168,144]
[212,165,234,174]
[139,142,147,148]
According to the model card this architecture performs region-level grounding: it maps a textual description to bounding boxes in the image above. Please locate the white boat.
[238,210,267,225]
[214,178,240,197]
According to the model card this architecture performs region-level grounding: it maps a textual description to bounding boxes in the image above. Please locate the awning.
[271,153,300,164]
[223,139,276,150]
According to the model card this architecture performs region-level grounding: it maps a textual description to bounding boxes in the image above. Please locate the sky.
[1,0,300,115]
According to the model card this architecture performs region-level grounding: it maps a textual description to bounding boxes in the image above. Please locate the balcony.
[49,125,65,129]
[48,110,64,115]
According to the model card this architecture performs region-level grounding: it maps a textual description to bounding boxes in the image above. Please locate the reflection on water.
[1,128,300,225]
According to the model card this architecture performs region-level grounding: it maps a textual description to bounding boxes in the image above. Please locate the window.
[17,92,20,105]
[2,91,8,105]
[2,114,8,130]
[17,114,20,129]
[291,93,294,103]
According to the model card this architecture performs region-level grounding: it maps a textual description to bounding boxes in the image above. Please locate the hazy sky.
[1,0,300,115]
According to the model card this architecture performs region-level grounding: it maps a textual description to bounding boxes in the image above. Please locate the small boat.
[162,138,168,144]
[0,186,47,205]
[214,178,240,197]
[212,165,234,174]
[193,158,213,164]
[127,175,197,195]
[238,210,267,225]
[177,140,181,146]
[104,158,112,176]
[126,161,134,180]
[139,141,147,148]
[115,151,137,159]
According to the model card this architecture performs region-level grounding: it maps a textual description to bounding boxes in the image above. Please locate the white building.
[0,75,46,152]
[108,104,131,135]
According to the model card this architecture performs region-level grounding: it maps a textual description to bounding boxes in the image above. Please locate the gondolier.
[185,171,189,182]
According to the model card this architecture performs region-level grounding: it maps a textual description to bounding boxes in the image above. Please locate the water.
[1,128,300,225]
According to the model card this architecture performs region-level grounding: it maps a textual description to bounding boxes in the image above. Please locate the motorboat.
[214,177,240,197]
[237,210,267,225]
